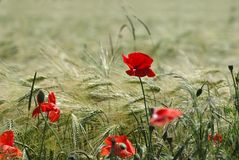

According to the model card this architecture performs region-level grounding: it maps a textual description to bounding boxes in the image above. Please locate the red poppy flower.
[32,91,60,122]
[0,130,22,159]
[213,133,222,143]
[122,52,156,77]
[207,134,212,141]
[48,106,61,122]
[150,108,183,127]
[32,102,54,117]
[101,135,136,159]
[208,133,222,144]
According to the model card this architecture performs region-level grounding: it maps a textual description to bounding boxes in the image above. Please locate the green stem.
[109,140,116,160]
[39,119,47,160]
[138,77,150,127]
[230,69,238,90]
[138,77,152,160]
[148,128,153,159]
[131,110,148,148]
[229,69,239,114]
[15,141,36,155]
[42,113,63,151]
[23,72,37,148]
[140,116,148,148]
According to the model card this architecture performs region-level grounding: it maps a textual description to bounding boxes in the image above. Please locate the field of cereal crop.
[0,0,239,159]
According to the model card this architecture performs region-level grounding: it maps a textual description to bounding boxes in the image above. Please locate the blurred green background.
[1,0,238,65]
[0,0,239,120]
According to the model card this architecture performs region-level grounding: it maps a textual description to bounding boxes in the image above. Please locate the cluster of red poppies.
[208,133,223,144]
[0,131,22,160]
[101,135,136,159]
[0,52,222,159]
[0,91,61,159]
[32,91,60,123]
[99,52,184,159]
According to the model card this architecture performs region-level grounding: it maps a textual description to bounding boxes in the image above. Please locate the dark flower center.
[119,143,127,150]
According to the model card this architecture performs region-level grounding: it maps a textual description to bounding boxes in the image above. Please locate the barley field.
[0,0,239,159]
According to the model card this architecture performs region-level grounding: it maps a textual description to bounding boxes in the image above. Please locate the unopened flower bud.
[196,83,205,97]
[37,90,45,104]
[228,65,234,71]
[196,88,202,97]
[134,154,141,160]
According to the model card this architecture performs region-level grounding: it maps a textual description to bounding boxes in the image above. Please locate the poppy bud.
[133,154,141,160]
[119,143,127,150]
[196,88,202,97]
[196,83,205,97]
[149,108,154,118]
[37,90,45,104]
[228,65,234,71]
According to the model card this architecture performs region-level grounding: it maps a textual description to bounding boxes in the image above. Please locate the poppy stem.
[39,118,47,159]
[139,77,152,159]
[109,138,116,160]
[39,109,63,151]
[229,66,239,114]
[138,77,150,127]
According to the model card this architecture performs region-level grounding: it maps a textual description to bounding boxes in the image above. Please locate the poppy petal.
[128,52,153,69]
[150,117,169,127]
[150,108,183,127]
[1,145,22,158]
[104,136,114,145]
[124,139,136,155]
[48,107,60,122]
[147,69,156,77]
[100,145,111,156]
[48,92,56,104]
[134,69,148,77]
[122,54,134,69]
[32,103,53,118]
[32,107,40,117]
[0,131,14,146]
[118,149,133,158]
[213,133,222,143]
[41,103,54,112]
[126,69,135,76]
[208,134,212,141]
